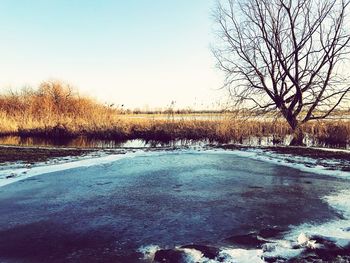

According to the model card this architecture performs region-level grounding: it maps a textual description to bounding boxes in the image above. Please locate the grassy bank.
[1,81,350,146]
[4,114,350,147]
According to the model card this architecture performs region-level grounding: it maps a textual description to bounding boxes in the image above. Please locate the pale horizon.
[0,0,226,110]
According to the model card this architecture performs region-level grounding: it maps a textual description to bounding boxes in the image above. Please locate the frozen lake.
[0,150,349,262]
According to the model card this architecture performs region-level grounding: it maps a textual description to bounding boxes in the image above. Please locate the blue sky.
[0,0,225,109]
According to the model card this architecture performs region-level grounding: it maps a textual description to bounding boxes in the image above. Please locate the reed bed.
[0,81,349,146]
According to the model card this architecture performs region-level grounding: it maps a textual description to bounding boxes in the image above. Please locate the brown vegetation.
[0,80,118,137]
[0,81,349,146]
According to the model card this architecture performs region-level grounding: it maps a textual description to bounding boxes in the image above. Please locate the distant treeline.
[127,109,233,115]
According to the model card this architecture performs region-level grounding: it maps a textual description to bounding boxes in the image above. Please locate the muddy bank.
[266,146,350,160]
[2,143,350,168]
[215,144,350,160]
[0,146,92,164]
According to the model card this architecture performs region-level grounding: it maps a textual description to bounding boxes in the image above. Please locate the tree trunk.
[290,125,305,146]
[285,116,305,146]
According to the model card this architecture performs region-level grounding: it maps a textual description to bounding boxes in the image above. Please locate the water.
[0,150,349,262]
[123,114,228,121]
[123,114,350,121]
[0,135,209,148]
[0,135,348,149]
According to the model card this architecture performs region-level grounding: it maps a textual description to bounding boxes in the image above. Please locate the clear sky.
[0,0,225,110]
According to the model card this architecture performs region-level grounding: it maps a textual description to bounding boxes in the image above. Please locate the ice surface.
[1,147,350,262]
[0,151,147,187]
[137,148,350,262]
[1,147,349,188]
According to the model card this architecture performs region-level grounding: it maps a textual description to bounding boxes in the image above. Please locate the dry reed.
[0,81,349,146]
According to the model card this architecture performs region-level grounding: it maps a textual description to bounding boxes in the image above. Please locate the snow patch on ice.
[138,245,160,261]
[181,248,205,262]
[217,248,264,263]
[257,189,350,261]
[263,244,304,260]
[326,190,350,218]
[285,190,350,248]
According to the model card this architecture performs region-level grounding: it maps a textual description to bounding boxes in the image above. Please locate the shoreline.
[1,143,350,166]
[0,145,94,165]
[1,144,350,189]
[0,117,349,148]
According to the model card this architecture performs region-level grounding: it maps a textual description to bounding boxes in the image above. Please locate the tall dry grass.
[0,80,349,145]
[0,80,119,137]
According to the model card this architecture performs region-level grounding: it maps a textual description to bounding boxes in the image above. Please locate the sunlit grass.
[0,81,349,146]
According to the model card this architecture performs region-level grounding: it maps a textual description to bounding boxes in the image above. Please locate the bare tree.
[213,0,350,145]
